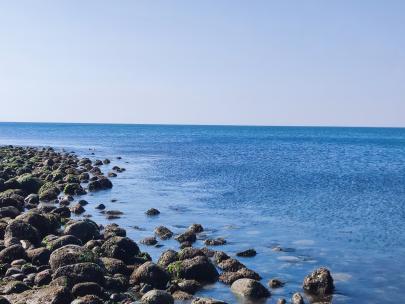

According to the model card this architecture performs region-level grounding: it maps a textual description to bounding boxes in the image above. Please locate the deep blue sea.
[1,122,405,303]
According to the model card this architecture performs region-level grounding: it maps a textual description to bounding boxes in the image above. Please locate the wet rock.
[4,285,72,304]
[192,298,228,304]
[16,211,55,236]
[177,279,202,294]
[26,247,51,266]
[52,262,105,285]
[231,278,270,299]
[154,226,173,240]
[43,235,82,251]
[204,238,226,246]
[70,203,85,214]
[38,182,60,201]
[157,249,178,267]
[49,245,97,270]
[51,206,71,218]
[0,245,27,263]
[213,251,230,264]
[130,261,170,289]
[140,236,158,246]
[217,258,245,272]
[104,274,128,291]
[101,236,140,263]
[103,159,110,164]
[34,269,52,286]
[178,248,206,261]
[95,204,105,210]
[172,290,193,300]
[64,220,100,243]
[268,278,284,288]
[24,194,39,205]
[71,295,103,304]
[175,230,196,243]
[100,257,128,275]
[0,191,25,211]
[168,255,218,283]
[303,267,334,296]
[0,296,10,304]
[103,224,126,239]
[219,268,261,284]
[145,208,160,216]
[3,281,30,294]
[72,282,103,298]
[63,183,86,195]
[88,177,113,191]
[188,224,204,233]
[0,206,20,218]
[236,249,257,257]
[292,292,305,304]
[277,299,287,304]
[141,290,174,304]
[16,174,43,194]
[108,172,117,177]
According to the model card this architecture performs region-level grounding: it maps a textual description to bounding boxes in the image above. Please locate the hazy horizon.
[1,1,404,127]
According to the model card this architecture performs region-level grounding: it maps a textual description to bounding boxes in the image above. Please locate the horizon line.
[0,120,404,129]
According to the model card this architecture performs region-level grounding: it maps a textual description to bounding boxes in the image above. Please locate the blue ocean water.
[1,122,405,303]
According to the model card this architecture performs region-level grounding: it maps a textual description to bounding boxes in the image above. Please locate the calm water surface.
[1,123,405,303]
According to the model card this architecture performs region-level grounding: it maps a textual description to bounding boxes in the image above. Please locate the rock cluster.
[0,145,335,304]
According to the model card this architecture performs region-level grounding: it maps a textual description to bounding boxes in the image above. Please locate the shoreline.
[0,145,334,304]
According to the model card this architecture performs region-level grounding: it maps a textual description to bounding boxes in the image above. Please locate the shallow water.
[1,122,405,303]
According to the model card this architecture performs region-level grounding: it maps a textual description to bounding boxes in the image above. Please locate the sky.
[0,1,404,127]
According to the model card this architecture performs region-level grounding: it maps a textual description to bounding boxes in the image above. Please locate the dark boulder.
[4,220,41,245]
[141,290,174,304]
[52,262,105,285]
[64,220,100,243]
[101,236,139,263]
[303,267,334,296]
[49,245,97,270]
[130,261,170,289]
[168,256,218,283]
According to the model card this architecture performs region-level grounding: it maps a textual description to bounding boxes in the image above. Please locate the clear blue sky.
[0,1,404,126]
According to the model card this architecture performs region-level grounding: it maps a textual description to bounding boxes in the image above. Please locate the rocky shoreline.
[0,145,335,304]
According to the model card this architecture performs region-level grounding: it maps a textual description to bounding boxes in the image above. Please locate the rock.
[52,262,105,285]
[292,292,305,304]
[141,290,174,304]
[130,261,170,289]
[72,282,103,298]
[103,224,126,239]
[95,204,105,210]
[16,174,43,194]
[168,255,218,283]
[43,235,82,251]
[277,299,287,304]
[192,298,228,304]
[175,230,196,243]
[15,211,55,236]
[24,194,39,205]
[100,257,128,275]
[303,267,334,296]
[178,248,206,260]
[49,245,97,270]
[188,224,204,233]
[103,274,128,291]
[0,245,27,263]
[3,281,30,294]
[145,208,160,216]
[88,177,112,191]
[64,183,86,195]
[51,206,71,218]
[154,226,173,240]
[158,249,178,267]
[0,206,20,218]
[217,258,244,272]
[219,268,261,285]
[236,249,257,257]
[4,285,72,304]
[231,278,270,299]
[172,290,193,300]
[140,236,158,246]
[70,203,85,214]
[0,296,10,304]
[71,295,104,304]
[101,236,139,263]
[64,220,100,243]
[213,251,230,264]
[268,278,284,288]
[177,279,202,294]
[204,238,226,246]
[38,182,60,201]
[34,269,52,286]
[0,190,25,210]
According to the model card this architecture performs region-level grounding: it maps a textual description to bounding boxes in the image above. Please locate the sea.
[0,122,404,303]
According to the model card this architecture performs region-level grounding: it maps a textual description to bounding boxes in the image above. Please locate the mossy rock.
[16,174,44,194]
[38,182,60,201]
